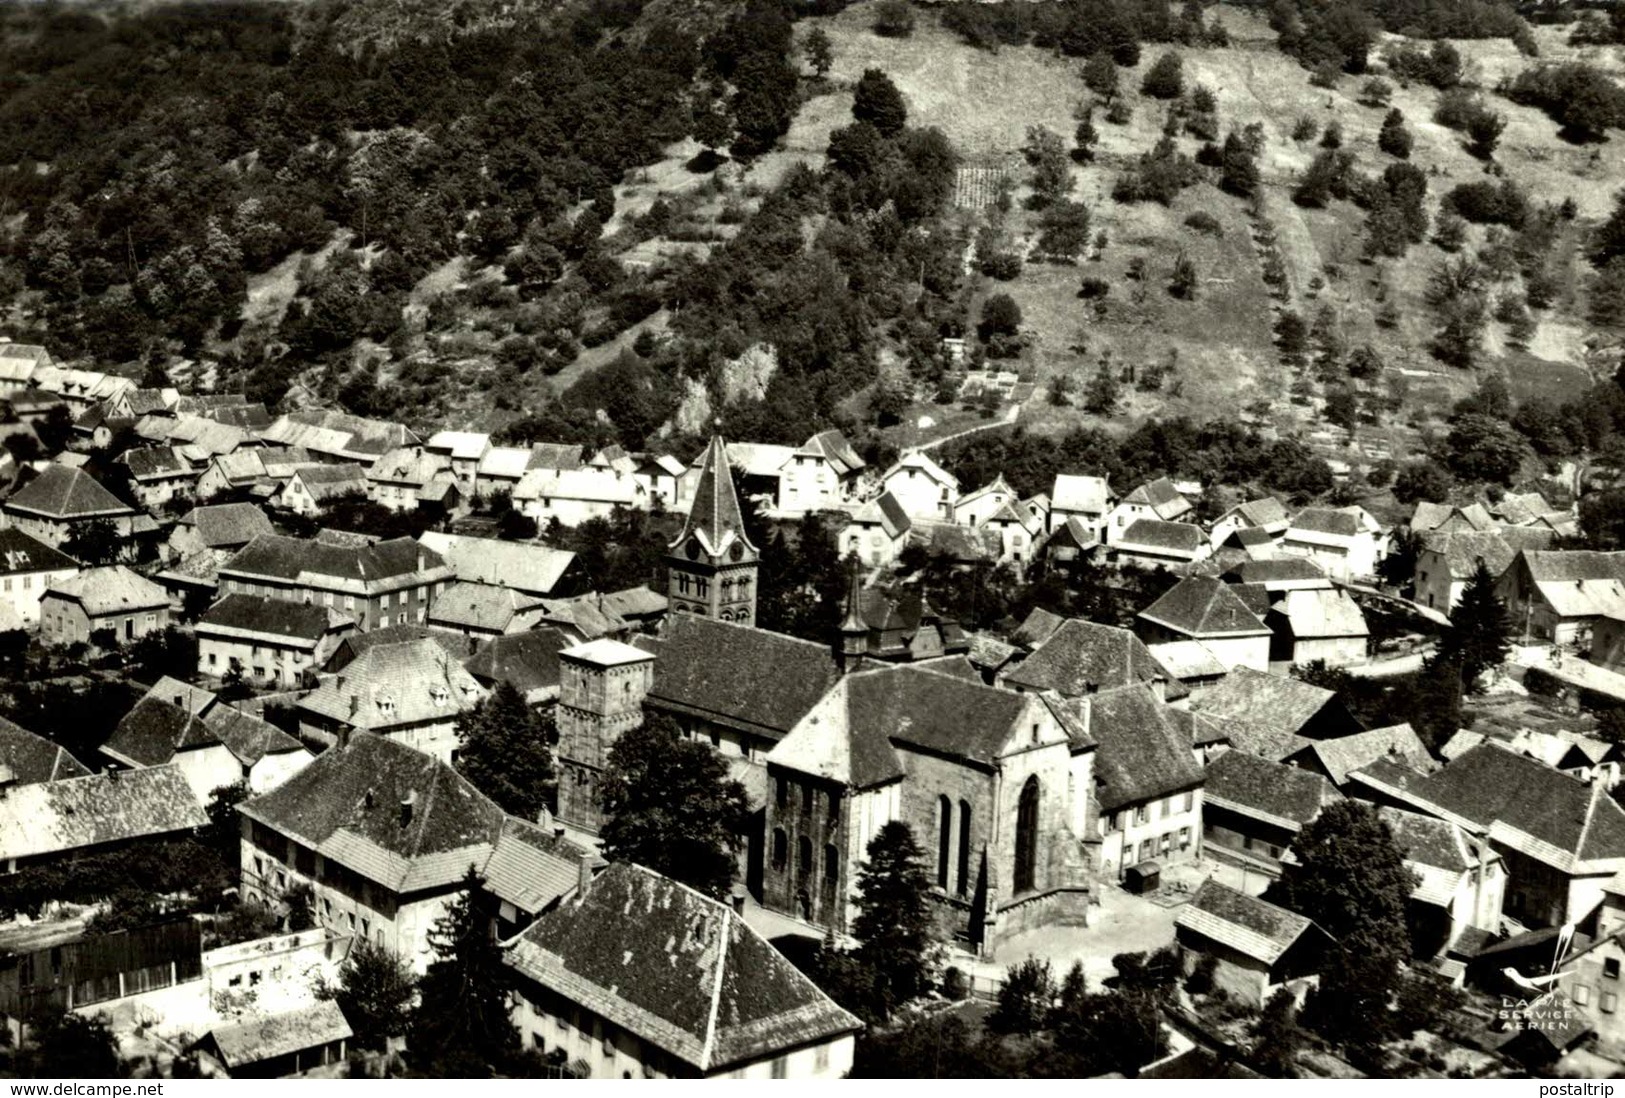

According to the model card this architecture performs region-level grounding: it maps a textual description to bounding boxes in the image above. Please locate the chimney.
[363,789,375,810]
[1150,675,1168,704]
[105,765,119,783]
[400,790,417,828]
[577,850,595,895]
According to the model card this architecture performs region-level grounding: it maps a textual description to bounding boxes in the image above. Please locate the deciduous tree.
[454,682,557,820]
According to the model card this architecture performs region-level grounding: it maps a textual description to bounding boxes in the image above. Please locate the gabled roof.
[416,532,575,596]
[1118,518,1205,555]
[1051,474,1112,515]
[427,581,543,633]
[1204,749,1339,831]
[1176,879,1324,965]
[463,628,573,700]
[849,490,911,540]
[425,430,492,462]
[0,527,76,576]
[797,429,864,477]
[1225,497,1290,530]
[1010,607,1066,650]
[0,766,208,862]
[222,534,449,589]
[1139,576,1269,638]
[44,566,168,616]
[323,624,468,672]
[5,463,134,520]
[1379,806,1499,908]
[120,446,192,482]
[1286,506,1373,543]
[1188,667,1350,761]
[177,503,275,550]
[1088,684,1205,811]
[483,816,596,915]
[1121,477,1190,517]
[846,664,1035,769]
[505,862,861,1074]
[1512,551,1625,619]
[1410,501,1497,534]
[102,695,220,768]
[198,593,352,645]
[1419,528,1552,581]
[1271,587,1369,640]
[365,446,452,488]
[880,451,959,492]
[239,731,504,893]
[1223,557,1330,588]
[514,466,644,506]
[635,616,841,743]
[204,705,306,767]
[958,473,1016,509]
[1145,639,1228,682]
[672,436,756,560]
[1289,723,1432,787]
[299,639,487,731]
[0,717,91,784]
[768,676,905,789]
[1002,619,1186,700]
[201,1000,352,1070]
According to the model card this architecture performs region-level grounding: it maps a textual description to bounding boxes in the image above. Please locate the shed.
[192,1000,351,1078]
[1124,861,1161,895]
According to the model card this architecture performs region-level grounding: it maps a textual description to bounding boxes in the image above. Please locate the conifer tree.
[408,869,519,1076]
[852,821,938,1015]
[1441,560,1513,690]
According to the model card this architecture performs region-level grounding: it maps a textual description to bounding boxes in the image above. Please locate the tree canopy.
[454,682,557,820]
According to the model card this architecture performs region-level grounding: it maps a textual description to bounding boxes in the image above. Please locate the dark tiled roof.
[0,717,90,784]
[5,464,134,519]
[103,696,219,768]
[847,664,1029,769]
[1118,518,1204,553]
[636,616,842,742]
[1002,619,1186,700]
[1089,685,1204,811]
[1378,806,1475,872]
[1123,477,1186,509]
[1176,879,1319,965]
[483,816,596,915]
[505,863,860,1074]
[675,436,755,559]
[1010,607,1066,649]
[239,732,504,891]
[204,705,305,767]
[1205,749,1338,828]
[199,593,350,643]
[325,624,469,672]
[121,446,191,481]
[1289,724,1432,787]
[0,766,208,861]
[178,503,274,549]
[0,527,77,576]
[1289,507,1362,538]
[463,628,573,697]
[222,534,446,585]
[1188,667,1350,761]
[767,677,904,789]
[1223,558,1329,585]
[1139,577,1269,637]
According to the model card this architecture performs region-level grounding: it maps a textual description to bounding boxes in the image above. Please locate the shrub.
[1105,100,1133,125]
[1444,180,1528,229]
[1142,52,1185,100]
[1505,62,1625,142]
[1292,116,1318,143]
[1320,119,1343,148]
[1184,211,1223,237]
[872,0,915,38]
[1434,88,1484,131]
[1079,276,1110,299]
[981,251,1024,280]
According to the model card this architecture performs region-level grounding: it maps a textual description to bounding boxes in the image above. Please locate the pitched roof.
[0,766,208,861]
[846,664,1034,769]
[0,527,76,576]
[365,446,453,488]
[1205,749,1338,830]
[674,436,756,560]
[1516,551,1625,618]
[1176,879,1322,965]
[44,566,168,616]
[1144,640,1228,682]
[203,704,305,767]
[240,732,504,892]
[178,503,275,549]
[1051,474,1112,515]
[1088,685,1204,811]
[1002,619,1186,700]
[102,695,220,768]
[324,624,469,672]
[1010,607,1066,650]
[5,464,134,520]
[482,817,596,915]
[1139,577,1269,638]
[1410,501,1496,533]
[848,491,910,539]
[299,639,487,731]
[222,534,448,589]
[0,717,91,784]
[1419,528,1551,582]
[425,430,491,462]
[1188,667,1346,761]
[768,676,905,789]
[1121,477,1189,517]
[201,1000,352,1070]
[1290,723,1432,787]
[798,429,864,477]
[120,446,192,482]
[1118,518,1205,554]
[1222,558,1329,587]
[198,593,352,645]
[514,466,644,506]
[426,581,543,633]
[416,532,575,596]
[1227,497,1290,529]
[636,616,842,743]
[1272,587,1369,640]
[505,862,861,1073]
[1286,507,1369,542]
[880,451,958,492]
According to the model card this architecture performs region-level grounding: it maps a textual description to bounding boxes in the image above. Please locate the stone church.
[554,435,1094,955]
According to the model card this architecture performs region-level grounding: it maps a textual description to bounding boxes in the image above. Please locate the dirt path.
[917,403,1020,451]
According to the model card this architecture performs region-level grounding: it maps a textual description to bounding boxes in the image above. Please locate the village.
[0,333,1619,1079]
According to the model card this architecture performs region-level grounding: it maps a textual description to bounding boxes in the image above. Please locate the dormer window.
[430,686,449,706]
[377,695,396,715]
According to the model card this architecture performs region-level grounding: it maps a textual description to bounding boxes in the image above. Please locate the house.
[532,588,666,642]
[977,502,1043,573]
[218,533,454,633]
[297,637,487,762]
[192,1000,351,1079]
[275,464,368,516]
[1049,474,1114,539]
[1001,618,1185,701]
[1214,497,1291,540]
[503,862,861,1079]
[0,916,202,1037]
[513,466,647,526]
[1188,666,1363,761]
[840,491,912,568]
[481,817,600,940]
[118,447,196,510]
[105,387,177,421]
[0,527,77,627]
[195,450,270,500]
[259,409,418,465]
[1378,807,1504,958]
[1409,501,1496,535]
[1285,723,1434,791]
[424,430,491,496]
[39,566,169,648]
[1104,477,1193,544]
[1495,549,1625,648]
[1135,576,1272,672]
[0,342,48,393]
[462,629,575,706]
[101,678,313,800]
[1041,515,1104,567]
[0,765,207,875]
[1174,880,1330,1007]
[365,447,458,513]
[474,444,575,499]
[0,717,90,786]
[877,451,959,522]
[426,581,546,639]
[416,532,576,597]
[953,474,1019,528]
[1279,506,1384,582]
[777,429,865,516]
[1143,640,1230,694]
[761,662,1092,947]
[1353,743,1625,929]
[918,522,1004,568]
[1077,684,1206,882]
[1222,557,1331,597]
[238,732,505,970]
[1265,587,1370,666]
[197,594,356,689]
[2,463,137,549]
[843,587,966,663]
[322,623,469,673]
[1202,749,1340,885]
[168,503,275,564]
[1414,528,1552,613]
[1113,519,1210,571]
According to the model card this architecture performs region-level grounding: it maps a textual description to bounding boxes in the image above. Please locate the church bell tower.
[668,435,759,625]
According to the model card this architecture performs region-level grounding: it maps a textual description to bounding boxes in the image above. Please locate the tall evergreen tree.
[1441,560,1513,690]
[454,682,557,820]
[407,870,519,1076]
[597,710,751,899]
[852,821,938,1015]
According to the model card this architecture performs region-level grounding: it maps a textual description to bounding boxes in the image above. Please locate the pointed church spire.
[838,557,868,674]
[675,434,756,556]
